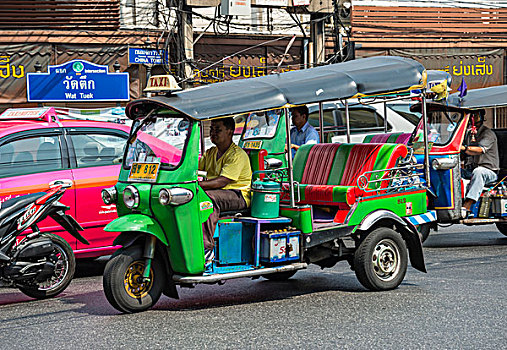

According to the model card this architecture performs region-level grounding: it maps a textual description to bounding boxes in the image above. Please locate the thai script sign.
[441,57,494,77]
[128,48,168,65]
[192,58,298,85]
[26,60,129,102]
[0,55,24,79]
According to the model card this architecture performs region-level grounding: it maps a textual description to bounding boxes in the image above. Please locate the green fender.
[105,214,168,246]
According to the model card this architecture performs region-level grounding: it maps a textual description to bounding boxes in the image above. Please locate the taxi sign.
[144,74,181,92]
[0,107,58,122]
[128,162,160,182]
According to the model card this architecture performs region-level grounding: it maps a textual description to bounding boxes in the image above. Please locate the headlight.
[158,188,193,206]
[432,157,458,170]
[101,187,117,205]
[123,185,140,209]
[159,188,171,205]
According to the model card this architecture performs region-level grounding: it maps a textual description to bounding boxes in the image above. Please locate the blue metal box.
[216,222,254,265]
[260,230,301,264]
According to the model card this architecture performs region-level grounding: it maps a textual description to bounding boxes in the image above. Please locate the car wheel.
[354,227,408,291]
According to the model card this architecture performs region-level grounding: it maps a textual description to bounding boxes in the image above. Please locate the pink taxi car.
[0,107,130,258]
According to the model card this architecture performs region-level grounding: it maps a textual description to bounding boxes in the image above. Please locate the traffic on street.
[1,1,507,349]
[0,225,505,349]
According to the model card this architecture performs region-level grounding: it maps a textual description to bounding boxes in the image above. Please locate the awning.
[447,85,507,109]
[126,56,425,120]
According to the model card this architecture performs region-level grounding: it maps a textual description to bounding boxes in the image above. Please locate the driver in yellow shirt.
[199,117,252,264]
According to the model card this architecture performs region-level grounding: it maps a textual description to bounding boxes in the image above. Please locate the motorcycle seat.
[0,193,46,223]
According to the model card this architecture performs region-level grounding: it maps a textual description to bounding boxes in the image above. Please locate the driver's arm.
[199,176,232,190]
[460,145,484,155]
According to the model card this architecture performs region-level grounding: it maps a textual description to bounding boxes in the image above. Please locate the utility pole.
[310,13,326,65]
[181,0,194,89]
[308,0,333,66]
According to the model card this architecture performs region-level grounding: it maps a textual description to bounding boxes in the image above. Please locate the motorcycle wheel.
[103,245,166,313]
[18,234,76,299]
[353,227,408,291]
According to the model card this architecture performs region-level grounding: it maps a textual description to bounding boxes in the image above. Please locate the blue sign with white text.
[128,48,168,65]
[27,60,130,102]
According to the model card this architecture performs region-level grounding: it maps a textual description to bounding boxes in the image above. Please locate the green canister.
[251,180,281,218]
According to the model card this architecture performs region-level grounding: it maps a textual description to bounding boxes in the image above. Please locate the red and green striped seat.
[363,132,411,145]
[289,143,408,207]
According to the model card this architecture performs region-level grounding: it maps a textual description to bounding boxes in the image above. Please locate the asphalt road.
[0,225,506,350]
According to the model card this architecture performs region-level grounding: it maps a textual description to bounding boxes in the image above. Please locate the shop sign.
[128,48,168,65]
[27,60,130,102]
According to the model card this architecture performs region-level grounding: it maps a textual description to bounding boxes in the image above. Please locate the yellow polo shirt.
[199,143,252,206]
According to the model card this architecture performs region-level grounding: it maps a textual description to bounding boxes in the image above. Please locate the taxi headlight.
[123,185,140,209]
[159,188,193,206]
[101,187,117,205]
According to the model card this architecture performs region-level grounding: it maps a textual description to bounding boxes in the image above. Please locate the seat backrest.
[80,142,100,164]
[294,143,408,189]
[0,143,14,166]
[13,151,34,165]
[363,132,411,145]
[36,142,60,168]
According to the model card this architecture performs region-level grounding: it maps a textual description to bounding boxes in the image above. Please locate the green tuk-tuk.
[101,56,437,313]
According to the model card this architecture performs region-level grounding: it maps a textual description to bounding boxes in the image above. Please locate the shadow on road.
[75,257,109,278]
[424,232,507,248]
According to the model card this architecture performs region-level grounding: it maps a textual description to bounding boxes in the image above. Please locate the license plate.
[128,162,160,182]
[242,140,262,149]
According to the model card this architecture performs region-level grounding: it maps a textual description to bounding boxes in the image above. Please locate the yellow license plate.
[243,140,262,149]
[128,162,160,182]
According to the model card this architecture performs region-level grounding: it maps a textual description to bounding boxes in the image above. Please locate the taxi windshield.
[413,110,464,146]
[242,109,282,140]
[125,116,191,170]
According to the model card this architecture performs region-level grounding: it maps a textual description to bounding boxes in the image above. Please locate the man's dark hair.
[473,109,486,123]
[290,105,309,120]
[214,117,235,131]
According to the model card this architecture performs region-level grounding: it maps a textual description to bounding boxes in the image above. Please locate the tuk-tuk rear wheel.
[418,224,431,243]
[354,227,408,291]
[496,223,507,237]
[103,246,166,313]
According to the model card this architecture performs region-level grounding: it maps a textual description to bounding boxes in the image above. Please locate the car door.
[65,127,128,252]
[0,129,77,248]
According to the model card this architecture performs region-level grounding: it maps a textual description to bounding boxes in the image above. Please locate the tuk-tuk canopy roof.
[426,70,452,88]
[447,85,507,109]
[126,56,425,121]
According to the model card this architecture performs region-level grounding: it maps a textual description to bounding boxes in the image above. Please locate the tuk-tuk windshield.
[413,110,464,146]
[125,117,190,169]
[242,109,282,140]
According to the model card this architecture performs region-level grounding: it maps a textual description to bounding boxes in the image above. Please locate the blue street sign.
[27,60,130,102]
[128,48,168,65]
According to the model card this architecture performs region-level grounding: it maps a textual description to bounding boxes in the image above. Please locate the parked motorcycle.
[0,184,89,299]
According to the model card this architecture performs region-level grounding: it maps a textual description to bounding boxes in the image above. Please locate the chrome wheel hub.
[371,239,400,282]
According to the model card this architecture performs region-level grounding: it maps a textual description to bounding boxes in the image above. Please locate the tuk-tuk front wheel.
[354,227,408,291]
[103,245,166,313]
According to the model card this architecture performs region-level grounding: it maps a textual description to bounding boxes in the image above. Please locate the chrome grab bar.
[356,164,424,193]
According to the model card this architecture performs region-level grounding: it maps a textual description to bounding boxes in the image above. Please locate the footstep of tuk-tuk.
[172,262,308,284]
